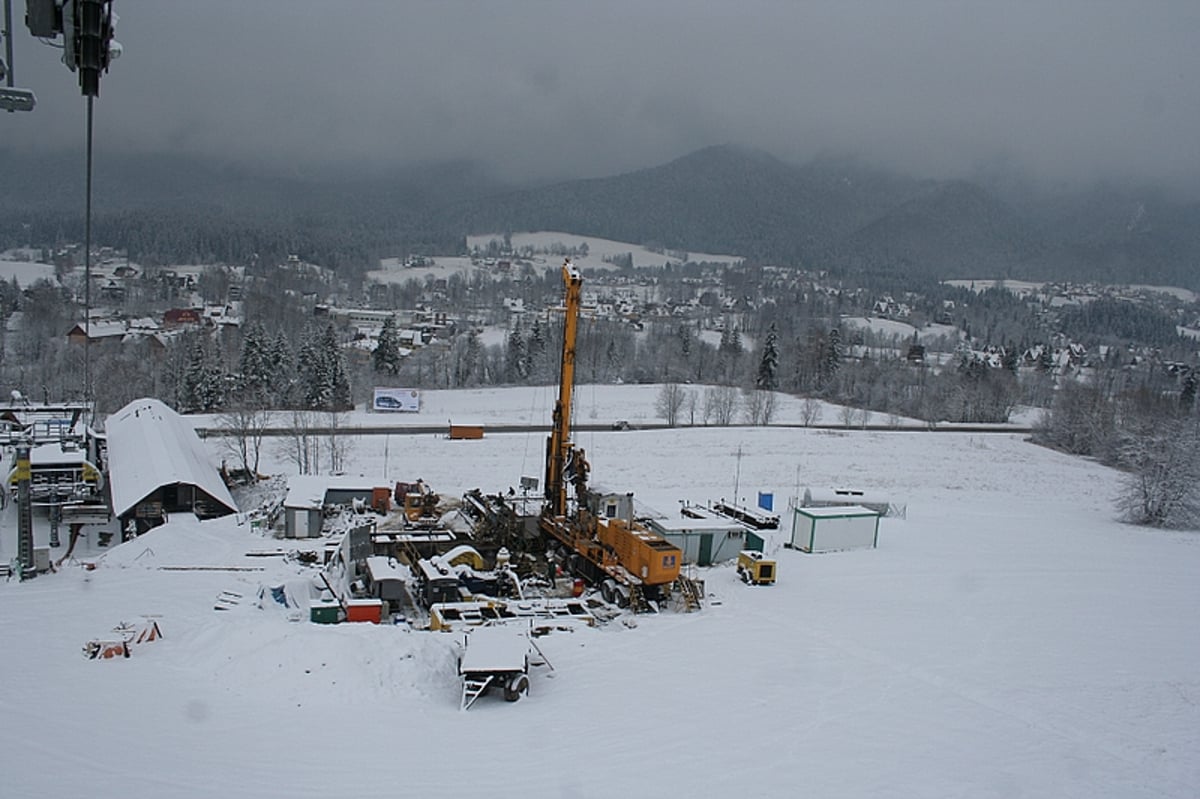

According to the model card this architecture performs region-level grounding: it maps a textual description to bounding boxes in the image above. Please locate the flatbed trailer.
[457,624,552,710]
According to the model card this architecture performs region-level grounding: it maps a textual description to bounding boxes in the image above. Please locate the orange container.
[345,599,383,624]
[371,487,391,513]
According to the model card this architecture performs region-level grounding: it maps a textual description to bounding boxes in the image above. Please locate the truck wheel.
[504,674,529,702]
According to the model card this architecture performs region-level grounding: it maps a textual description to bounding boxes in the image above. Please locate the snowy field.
[192,384,918,433]
[839,316,963,346]
[467,231,742,269]
[944,278,1047,296]
[368,232,740,286]
[0,258,56,288]
[946,277,1198,304]
[1,389,1198,798]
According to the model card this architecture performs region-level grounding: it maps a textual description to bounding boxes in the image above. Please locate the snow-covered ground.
[367,232,740,286]
[1,387,1197,798]
[366,255,480,285]
[467,231,741,270]
[840,316,963,346]
[1129,285,1198,303]
[190,385,953,434]
[0,258,56,288]
[946,277,1198,304]
[944,278,1046,296]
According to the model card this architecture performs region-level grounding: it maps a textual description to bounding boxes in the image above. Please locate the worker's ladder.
[628,584,654,614]
[398,540,423,568]
[461,675,495,711]
[676,576,703,613]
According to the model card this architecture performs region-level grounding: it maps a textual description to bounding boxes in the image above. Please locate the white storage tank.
[788,505,880,553]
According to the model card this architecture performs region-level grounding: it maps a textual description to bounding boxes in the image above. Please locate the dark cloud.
[6,1,1199,187]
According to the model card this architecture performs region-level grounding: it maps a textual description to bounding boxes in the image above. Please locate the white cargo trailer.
[788,505,880,553]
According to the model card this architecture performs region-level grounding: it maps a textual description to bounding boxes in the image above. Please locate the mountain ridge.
[2,144,1198,289]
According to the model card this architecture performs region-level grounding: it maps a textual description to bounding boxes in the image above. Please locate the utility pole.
[732,444,743,506]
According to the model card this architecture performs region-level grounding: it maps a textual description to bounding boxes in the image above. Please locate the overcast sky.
[5,1,1199,187]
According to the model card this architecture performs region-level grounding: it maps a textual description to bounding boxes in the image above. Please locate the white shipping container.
[789,505,880,553]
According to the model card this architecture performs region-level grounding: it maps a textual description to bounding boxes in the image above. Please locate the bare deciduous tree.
[704,385,739,426]
[840,403,857,429]
[742,388,779,426]
[324,410,354,474]
[277,410,319,475]
[656,383,687,427]
[217,404,270,483]
[1116,417,1200,528]
[800,396,822,427]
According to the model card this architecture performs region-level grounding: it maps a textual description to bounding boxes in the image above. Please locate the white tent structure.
[105,398,237,534]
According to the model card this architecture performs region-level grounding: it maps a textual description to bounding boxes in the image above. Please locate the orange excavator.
[539,260,682,608]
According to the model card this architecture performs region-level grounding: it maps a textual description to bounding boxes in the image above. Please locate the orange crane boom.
[539,260,683,606]
[544,260,582,518]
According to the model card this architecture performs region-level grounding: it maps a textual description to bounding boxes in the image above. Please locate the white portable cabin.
[788,505,880,553]
[644,513,750,566]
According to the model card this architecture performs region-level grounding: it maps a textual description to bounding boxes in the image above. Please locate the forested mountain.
[0,150,493,269]
[4,144,1199,289]
[439,146,932,266]
[1017,185,1200,288]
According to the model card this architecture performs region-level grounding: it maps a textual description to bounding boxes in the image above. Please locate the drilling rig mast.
[538,260,682,608]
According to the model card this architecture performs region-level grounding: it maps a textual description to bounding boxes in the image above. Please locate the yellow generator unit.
[737,550,776,585]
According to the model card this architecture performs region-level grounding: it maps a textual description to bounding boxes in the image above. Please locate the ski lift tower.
[1,2,34,110]
[14,440,36,579]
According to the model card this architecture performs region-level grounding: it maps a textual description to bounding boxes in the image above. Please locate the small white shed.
[283,476,326,539]
[788,505,880,553]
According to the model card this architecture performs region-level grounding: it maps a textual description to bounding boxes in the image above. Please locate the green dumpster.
[310,600,341,624]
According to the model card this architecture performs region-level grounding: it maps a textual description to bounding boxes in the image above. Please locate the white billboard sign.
[373,388,420,413]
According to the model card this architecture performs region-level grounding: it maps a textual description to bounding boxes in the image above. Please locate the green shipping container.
[745,530,766,553]
[310,601,341,624]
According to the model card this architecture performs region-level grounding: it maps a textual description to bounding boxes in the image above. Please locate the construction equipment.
[736,550,777,585]
[457,623,553,710]
[394,480,439,523]
[539,260,683,607]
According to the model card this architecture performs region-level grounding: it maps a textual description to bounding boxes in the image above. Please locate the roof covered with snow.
[795,504,878,518]
[284,474,387,509]
[648,514,749,534]
[105,398,237,518]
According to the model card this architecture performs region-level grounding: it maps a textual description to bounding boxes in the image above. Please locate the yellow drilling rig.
[539,260,683,607]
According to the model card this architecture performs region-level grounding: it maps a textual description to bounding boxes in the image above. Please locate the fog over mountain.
[5,1,1199,190]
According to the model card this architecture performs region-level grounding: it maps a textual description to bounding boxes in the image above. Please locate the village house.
[66,320,126,346]
[162,308,203,329]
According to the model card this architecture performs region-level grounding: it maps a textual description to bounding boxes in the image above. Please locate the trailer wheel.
[600,580,615,604]
[504,674,529,702]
